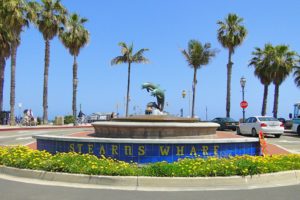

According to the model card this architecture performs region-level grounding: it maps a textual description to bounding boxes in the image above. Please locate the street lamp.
[240,76,246,122]
[18,103,22,125]
[181,90,186,117]
[181,90,191,117]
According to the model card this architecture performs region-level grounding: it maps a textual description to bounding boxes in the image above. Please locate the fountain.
[34,82,260,163]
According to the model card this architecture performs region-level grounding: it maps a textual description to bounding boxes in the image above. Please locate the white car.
[237,116,284,138]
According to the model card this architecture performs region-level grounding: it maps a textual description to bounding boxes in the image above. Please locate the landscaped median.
[1,146,300,177]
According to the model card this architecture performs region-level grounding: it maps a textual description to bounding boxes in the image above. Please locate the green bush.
[37,117,42,125]
[1,146,300,177]
[64,115,74,124]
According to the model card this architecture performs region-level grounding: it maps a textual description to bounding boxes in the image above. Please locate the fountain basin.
[92,121,219,138]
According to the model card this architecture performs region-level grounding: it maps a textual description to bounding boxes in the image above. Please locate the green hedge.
[64,115,75,124]
[1,146,300,177]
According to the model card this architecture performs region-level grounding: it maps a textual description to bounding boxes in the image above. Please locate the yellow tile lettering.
[99,145,106,155]
[138,146,145,156]
[214,145,219,156]
[176,146,184,156]
[69,144,74,152]
[88,144,94,154]
[124,145,132,156]
[77,144,83,153]
[112,145,118,155]
[202,146,208,156]
[160,146,170,156]
[190,145,197,155]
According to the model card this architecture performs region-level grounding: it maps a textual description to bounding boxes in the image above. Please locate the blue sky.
[3,0,300,120]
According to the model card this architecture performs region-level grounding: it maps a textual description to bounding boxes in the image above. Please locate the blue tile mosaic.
[36,139,261,164]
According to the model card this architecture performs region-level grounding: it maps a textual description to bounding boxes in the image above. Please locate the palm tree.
[111,42,149,117]
[1,0,38,125]
[294,66,300,88]
[59,13,89,125]
[217,13,247,117]
[181,40,217,118]
[249,44,275,116]
[37,0,67,124]
[271,45,298,118]
[0,22,12,112]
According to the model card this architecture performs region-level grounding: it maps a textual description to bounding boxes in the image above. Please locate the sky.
[3,0,300,120]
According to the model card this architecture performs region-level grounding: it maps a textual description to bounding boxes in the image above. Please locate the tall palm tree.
[111,42,149,117]
[59,13,89,125]
[217,13,247,117]
[294,66,300,88]
[0,22,12,112]
[37,0,67,124]
[181,40,217,118]
[1,0,38,125]
[249,44,275,116]
[271,45,298,118]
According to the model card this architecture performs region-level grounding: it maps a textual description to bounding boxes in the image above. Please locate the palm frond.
[217,13,247,52]
[181,40,217,69]
[111,56,127,65]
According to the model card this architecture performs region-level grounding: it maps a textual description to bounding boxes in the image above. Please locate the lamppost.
[181,90,191,117]
[240,76,246,122]
[181,90,186,117]
[18,103,22,125]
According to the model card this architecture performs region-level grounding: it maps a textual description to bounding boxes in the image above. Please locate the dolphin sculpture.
[142,82,165,111]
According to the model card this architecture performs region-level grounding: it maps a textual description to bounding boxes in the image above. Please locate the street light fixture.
[240,76,246,122]
[181,90,186,117]
[181,90,191,117]
[18,103,22,126]
[182,90,186,98]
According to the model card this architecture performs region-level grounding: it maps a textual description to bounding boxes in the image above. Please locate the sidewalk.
[0,124,93,131]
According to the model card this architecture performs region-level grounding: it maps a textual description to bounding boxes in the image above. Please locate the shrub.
[64,115,74,124]
[1,146,300,177]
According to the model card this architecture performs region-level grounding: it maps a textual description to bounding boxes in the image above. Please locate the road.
[0,175,299,200]
[266,131,300,154]
[0,127,93,146]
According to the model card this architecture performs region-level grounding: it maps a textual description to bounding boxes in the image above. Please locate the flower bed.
[1,146,300,177]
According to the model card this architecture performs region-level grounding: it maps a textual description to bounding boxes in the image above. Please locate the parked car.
[277,117,293,129]
[237,116,284,138]
[211,117,239,131]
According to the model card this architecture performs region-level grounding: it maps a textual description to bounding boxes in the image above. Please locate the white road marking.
[16,137,33,140]
[277,140,300,144]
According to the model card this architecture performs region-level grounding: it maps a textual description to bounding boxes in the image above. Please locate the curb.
[1,166,300,190]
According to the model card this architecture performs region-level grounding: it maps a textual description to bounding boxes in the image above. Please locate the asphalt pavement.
[0,175,299,200]
[0,127,93,146]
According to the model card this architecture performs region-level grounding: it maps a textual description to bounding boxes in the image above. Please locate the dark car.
[277,117,293,129]
[211,117,239,131]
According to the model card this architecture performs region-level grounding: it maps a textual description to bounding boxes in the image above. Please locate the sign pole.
[242,85,245,122]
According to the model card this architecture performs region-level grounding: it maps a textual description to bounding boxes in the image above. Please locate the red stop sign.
[240,101,248,109]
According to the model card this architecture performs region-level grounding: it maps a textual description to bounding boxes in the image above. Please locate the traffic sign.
[240,101,248,109]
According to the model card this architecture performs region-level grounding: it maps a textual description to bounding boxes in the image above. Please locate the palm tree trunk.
[226,50,233,117]
[73,55,78,125]
[273,84,279,118]
[125,62,131,117]
[43,39,50,124]
[261,84,268,116]
[0,57,5,112]
[10,41,17,126]
[191,67,197,118]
